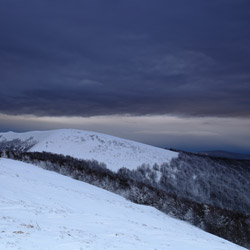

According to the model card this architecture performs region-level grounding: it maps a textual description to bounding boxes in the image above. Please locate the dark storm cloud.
[0,0,250,117]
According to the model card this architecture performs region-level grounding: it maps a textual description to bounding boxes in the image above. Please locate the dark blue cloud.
[0,0,250,117]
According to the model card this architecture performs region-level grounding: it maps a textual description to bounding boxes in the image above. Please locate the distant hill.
[197,150,250,160]
[0,129,178,171]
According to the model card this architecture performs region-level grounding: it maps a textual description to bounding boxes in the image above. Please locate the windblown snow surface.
[0,129,178,171]
[0,158,246,250]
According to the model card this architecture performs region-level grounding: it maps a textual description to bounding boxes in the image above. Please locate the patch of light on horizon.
[0,113,250,152]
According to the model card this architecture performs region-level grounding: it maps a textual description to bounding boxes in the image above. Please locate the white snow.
[0,129,178,171]
[0,158,246,250]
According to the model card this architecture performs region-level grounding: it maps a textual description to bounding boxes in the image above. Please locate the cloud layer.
[0,0,250,117]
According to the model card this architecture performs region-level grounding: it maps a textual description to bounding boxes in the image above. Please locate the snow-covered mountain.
[0,158,246,250]
[0,129,178,171]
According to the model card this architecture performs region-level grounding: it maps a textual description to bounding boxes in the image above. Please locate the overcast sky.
[0,0,250,153]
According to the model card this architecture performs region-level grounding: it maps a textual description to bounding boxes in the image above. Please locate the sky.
[0,0,250,153]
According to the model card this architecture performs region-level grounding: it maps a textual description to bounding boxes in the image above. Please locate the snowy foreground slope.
[0,129,178,171]
[0,158,246,250]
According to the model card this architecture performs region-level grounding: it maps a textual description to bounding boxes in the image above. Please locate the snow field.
[0,158,246,250]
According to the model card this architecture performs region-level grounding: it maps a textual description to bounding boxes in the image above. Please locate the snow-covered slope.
[0,129,178,171]
[0,158,246,250]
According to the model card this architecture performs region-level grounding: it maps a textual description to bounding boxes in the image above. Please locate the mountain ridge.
[197,150,250,160]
